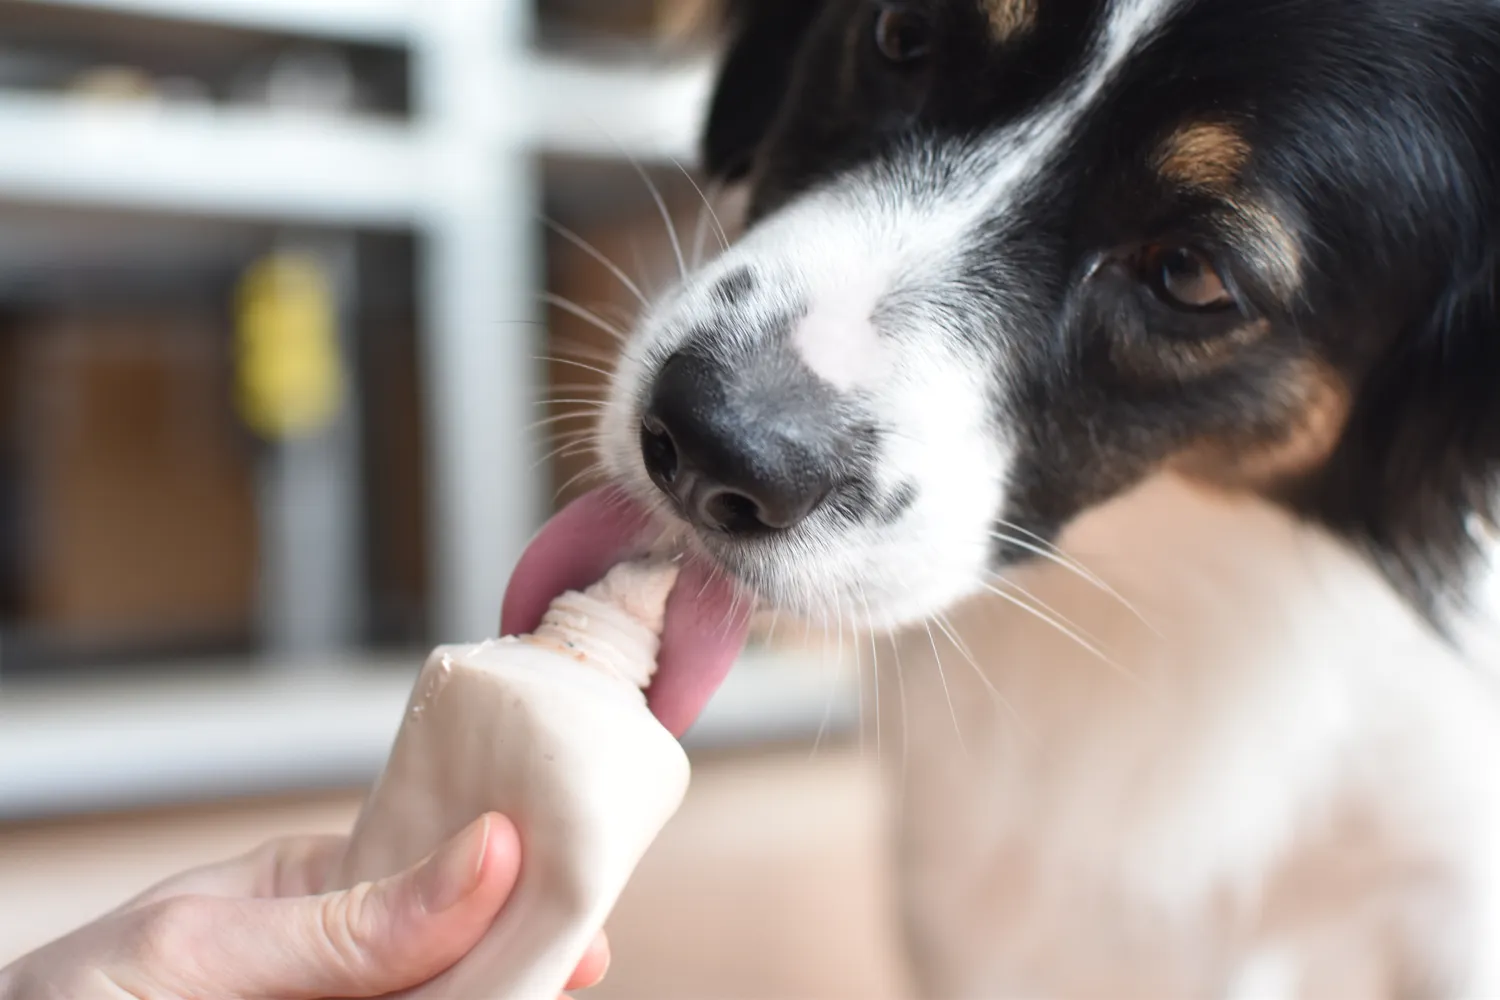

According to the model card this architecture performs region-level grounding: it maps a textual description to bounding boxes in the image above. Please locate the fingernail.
[593,937,612,987]
[582,931,611,989]
[415,815,489,914]
[565,931,612,993]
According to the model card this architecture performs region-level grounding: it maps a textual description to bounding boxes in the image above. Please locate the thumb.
[181,814,519,999]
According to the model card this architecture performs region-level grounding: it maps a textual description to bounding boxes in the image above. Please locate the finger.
[120,835,348,911]
[162,814,520,999]
[564,930,611,992]
[252,834,351,897]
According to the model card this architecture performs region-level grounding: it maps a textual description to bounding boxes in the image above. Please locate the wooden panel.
[17,310,257,652]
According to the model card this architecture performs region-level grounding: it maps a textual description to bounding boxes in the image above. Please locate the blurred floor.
[0,748,906,1000]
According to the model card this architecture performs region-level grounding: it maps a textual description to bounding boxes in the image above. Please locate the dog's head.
[600,0,1500,630]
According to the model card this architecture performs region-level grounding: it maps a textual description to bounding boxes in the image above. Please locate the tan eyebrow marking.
[983,0,1039,41]
[1157,123,1303,297]
[1156,121,1252,192]
[1226,200,1303,300]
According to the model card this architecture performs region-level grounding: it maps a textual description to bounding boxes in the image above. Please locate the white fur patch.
[791,298,888,392]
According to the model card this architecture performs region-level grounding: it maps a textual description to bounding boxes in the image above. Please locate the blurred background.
[0,2,895,996]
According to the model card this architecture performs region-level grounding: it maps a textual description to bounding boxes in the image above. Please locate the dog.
[594,0,1500,994]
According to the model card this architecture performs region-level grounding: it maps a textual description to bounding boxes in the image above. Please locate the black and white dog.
[598,1,1500,994]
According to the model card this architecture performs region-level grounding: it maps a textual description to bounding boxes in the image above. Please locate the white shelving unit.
[0,0,855,819]
[0,649,858,820]
[31,0,418,42]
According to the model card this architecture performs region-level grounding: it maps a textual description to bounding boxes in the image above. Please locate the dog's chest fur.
[885,473,1500,998]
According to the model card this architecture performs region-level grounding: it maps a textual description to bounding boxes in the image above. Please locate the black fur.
[704,0,1500,625]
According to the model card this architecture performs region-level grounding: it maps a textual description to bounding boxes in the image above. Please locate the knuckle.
[243,837,310,895]
[130,898,205,972]
[314,882,386,988]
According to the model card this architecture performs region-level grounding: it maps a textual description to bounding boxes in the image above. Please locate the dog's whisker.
[762,606,782,647]
[625,235,664,303]
[986,571,1111,650]
[723,575,752,642]
[537,421,601,440]
[593,487,639,525]
[535,355,618,381]
[532,425,598,452]
[990,529,1102,587]
[690,192,713,271]
[682,169,729,272]
[809,584,838,762]
[835,597,858,761]
[933,611,1030,738]
[542,216,650,309]
[700,560,759,648]
[666,152,731,258]
[977,581,1160,703]
[533,400,608,412]
[527,411,601,432]
[889,622,911,813]
[537,378,611,394]
[977,578,1108,660]
[631,160,688,282]
[532,437,599,474]
[572,111,688,282]
[536,387,610,404]
[992,523,1161,637]
[501,321,623,364]
[546,338,623,368]
[923,618,969,758]
[535,426,598,445]
[540,293,630,345]
[552,461,606,503]
[538,440,600,467]
[934,610,980,668]
[859,591,883,769]
[593,301,639,332]
[689,192,713,272]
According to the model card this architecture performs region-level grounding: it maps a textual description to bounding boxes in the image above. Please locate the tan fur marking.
[984,0,1038,41]
[1229,201,1304,299]
[1177,360,1351,489]
[1156,122,1251,192]
[1158,121,1303,298]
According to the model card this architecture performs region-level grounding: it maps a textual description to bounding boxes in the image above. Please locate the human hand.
[0,813,609,1000]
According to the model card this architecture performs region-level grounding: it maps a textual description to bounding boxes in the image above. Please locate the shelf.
[528,55,715,164]
[0,93,423,224]
[19,0,417,44]
[0,57,715,223]
[0,649,858,821]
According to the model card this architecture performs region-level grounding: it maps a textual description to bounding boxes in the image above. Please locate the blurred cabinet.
[17,311,257,656]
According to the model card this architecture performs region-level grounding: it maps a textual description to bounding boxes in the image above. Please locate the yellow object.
[233,253,344,439]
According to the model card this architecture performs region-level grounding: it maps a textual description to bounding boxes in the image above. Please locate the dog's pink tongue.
[500,488,750,738]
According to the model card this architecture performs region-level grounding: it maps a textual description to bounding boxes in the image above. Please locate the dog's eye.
[1145,246,1234,311]
[875,7,933,63]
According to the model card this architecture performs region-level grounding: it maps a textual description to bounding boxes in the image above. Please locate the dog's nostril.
[640,416,680,486]
[700,489,768,535]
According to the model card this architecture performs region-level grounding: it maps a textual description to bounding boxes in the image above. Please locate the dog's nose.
[641,351,837,535]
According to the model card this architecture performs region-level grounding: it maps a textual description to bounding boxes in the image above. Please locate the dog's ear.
[702,0,825,183]
[1307,250,1500,617]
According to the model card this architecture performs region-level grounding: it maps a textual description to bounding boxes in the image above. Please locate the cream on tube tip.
[326,559,691,1000]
